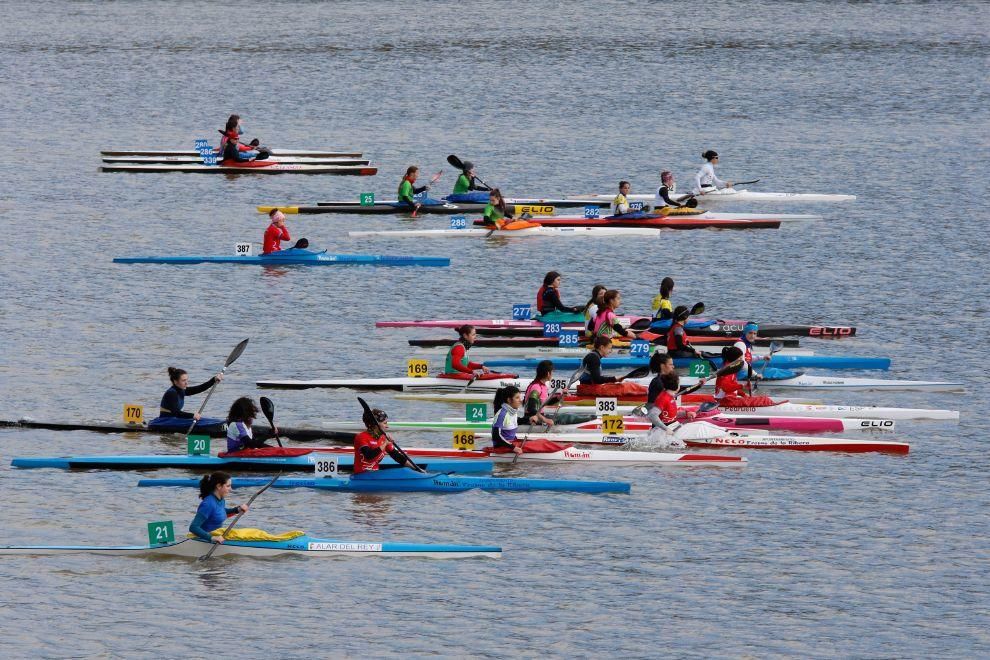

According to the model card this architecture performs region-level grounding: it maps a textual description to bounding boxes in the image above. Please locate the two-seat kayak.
[113,248,449,267]
[0,535,501,559]
[138,469,632,494]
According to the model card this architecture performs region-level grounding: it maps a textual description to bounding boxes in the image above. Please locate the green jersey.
[453,173,472,194]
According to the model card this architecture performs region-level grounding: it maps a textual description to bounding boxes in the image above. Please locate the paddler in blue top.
[158,367,223,423]
[189,471,248,543]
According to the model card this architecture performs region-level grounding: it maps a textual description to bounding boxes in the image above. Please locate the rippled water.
[1,1,988,657]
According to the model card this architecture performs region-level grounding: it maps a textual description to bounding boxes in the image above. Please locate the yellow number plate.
[601,415,625,435]
[407,359,429,378]
[123,404,144,425]
[453,430,476,451]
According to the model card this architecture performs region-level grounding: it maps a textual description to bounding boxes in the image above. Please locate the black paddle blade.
[629,318,651,331]
[446,154,464,170]
[260,396,276,424]
[225,339,250,367]
[690,302,705,316]
[624,366,650,379]
[294,238,309,249]
[686,198,698,208]
[698,401,719,413]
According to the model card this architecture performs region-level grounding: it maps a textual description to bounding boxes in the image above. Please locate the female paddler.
[397,165,440,213]
[576,336,644,397]
[592,289,634,340]
[733,322,771,377]
[693,150,733,195]
[189,471,248,544]
[491,385,566,455]
[655,171,687,210]
[442,325,491,378]
[263,209,291,254]
[452,161,491,196]
[651,277,675,320]
[610,180,633,216]
[482,189,536,230]
[523,360,557,428]
[353,408,420,473]
[666,305,703,359]
[536,271,582,317]
[225,397,269,453]
[583,284,607,337]
[152,367,223,428]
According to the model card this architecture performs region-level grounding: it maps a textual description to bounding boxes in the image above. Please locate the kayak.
[407,336,800,349]
[413,345,814,358]
[100,148,362,158]
[0,535,500,559]
[376,316,720,330]
[139,469,631,494]
[10,453,489,473]
[567,189,856,205]
[113,249,449,267]
[259,373,963,392]
[484,354,892,371]
[545,403,957,422]
[0,418,352,442]
[260,197,589,215]
[533,210,823,223]
[476,215,785,230]
[348,227,663,238]
[102,155,370,165]
[682,434,908,454]
[100,162,377,175]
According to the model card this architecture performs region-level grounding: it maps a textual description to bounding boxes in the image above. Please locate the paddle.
[357,396,426,473]
[697,178,761,195]
[446,154,493,190]
[199,471,281,561]
[411,170,444,218]
[253,238,308,252]
[516,366,586,463]
[183,338,249,437]
[259,396,283,448]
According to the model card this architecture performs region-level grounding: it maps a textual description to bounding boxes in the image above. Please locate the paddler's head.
[405,165,419,182]
[703,150,719,163]
[535,359,554,382]
[462,161,475,176]
[661,371,679,393]
[362,408,388,432]
[594,335,613,357]
[743,322,759,342]
[721,346,745,374]
[649,351,673,375]
[199,471,232,500]
[619,180,631,195]
[659,277,674,298]
[543,271,562,289]
[493,385,522,411]
[590,284,606,305]
[455,324,477,347]
[660,171,674,187]
[603,289,621,311]
[269,209,286,226]
[167,366,188,389]
[672,305,691,323]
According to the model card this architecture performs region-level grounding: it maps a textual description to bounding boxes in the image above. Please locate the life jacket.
[444,340,473,374]
[666,322,689,351]
[353,430,390,474]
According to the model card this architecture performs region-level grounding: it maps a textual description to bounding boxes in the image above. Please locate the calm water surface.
[1,1,988,657]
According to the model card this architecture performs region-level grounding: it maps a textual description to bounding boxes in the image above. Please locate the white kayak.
[488,445,746,467]
[258,374,963,393]
[348,227,662,238]
[102,155,369,165]
[412,345,815,357]
[569,188,856,205]
[100,148,362,158]
[556,403,959,422]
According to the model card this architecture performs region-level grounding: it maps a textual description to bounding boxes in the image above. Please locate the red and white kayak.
[682,434,909,454]
[101,162,377,175]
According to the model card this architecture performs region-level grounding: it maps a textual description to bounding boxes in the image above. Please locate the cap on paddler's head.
[462,161,474,172]
[362,408,388,428]
[673,305,691,322]
[743,322,759,334]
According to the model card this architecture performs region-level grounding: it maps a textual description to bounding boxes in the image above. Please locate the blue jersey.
[189,494,236,541]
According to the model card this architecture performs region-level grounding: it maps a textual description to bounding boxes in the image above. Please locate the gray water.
[1,1,988,657]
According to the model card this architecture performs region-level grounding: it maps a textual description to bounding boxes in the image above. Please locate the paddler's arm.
[471,179,491,192]
[658,187,683,208]
[384,443,417,469]
[184,375,221,397]
[189,513,214,542]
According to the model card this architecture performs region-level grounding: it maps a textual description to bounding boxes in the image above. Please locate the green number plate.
[688,360,712,378]
[359,192,375,206]
[466,403,487,422]
[147,520,175,546]
[187,434,210,455]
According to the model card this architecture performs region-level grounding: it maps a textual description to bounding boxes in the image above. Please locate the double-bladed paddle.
[357,396,426,473]
[446,154,493,190]
[630,301,705,332]
[751,340,784,392]
[184,338,249,437]
[259,396,283,448]
[199,470,281,561]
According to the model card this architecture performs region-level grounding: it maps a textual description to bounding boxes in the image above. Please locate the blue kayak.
[485,355,891,371]
[11,454,490,473]
[113,248,449,267]
[139,468,631,494]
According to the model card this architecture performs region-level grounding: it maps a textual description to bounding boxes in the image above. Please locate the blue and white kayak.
[140,469,631,494]
[113,248,449,267]
[484,355,892,371]
[11,454,490,473]
[0,535,500,559]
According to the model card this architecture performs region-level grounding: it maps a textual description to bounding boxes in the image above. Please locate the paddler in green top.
[397,165,442,214]
[452,161,491,195]
[482,188,511,229]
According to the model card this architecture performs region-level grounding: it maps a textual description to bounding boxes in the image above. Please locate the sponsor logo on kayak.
[515,205,554,215]
[860,419,894,428]
[308,542,383,552]
[562,449,592,459]
[808,327,855,337]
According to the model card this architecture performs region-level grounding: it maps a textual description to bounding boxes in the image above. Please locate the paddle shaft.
[200,471,281,560]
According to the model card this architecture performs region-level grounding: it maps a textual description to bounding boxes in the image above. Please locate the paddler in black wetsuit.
[158,367,223,422]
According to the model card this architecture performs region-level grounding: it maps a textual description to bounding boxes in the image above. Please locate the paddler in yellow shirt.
[610,180,636,218]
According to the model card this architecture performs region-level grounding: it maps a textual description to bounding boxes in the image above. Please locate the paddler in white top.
[610,181,634,217]
[693,150,733,195]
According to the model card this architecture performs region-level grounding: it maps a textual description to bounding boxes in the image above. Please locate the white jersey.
[693,162,726,194]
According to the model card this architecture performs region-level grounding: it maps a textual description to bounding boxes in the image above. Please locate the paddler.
[225,397,270,452]
[536,271,582,316]
[583,284,607,337]
[397,165,438,213]
[158,367,223,423]
[610,180,634,217]
[452,161,491,195]
[523,360,557,428]
[189,471,248,544]
[655,171,687,210]
[645,372,688,448]
[353,408,420,473]
[221,132,261,163]
[481,188,512,229]
[443,325,491,377]
[651,277,675,320]
[218,115,265,156]
[263,209,291,254]
[733,322,772,379]
[592,289,635,339]
[666,305,703,359]
[491,386,526,454]
[576,337,637,396]
[693,150,733,195]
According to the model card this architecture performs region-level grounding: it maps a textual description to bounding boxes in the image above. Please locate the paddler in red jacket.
[263,210,291,254]
[536,271,582,316]
[353,408,420,474]
[666,305,703,359]
[443,325,491,377]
